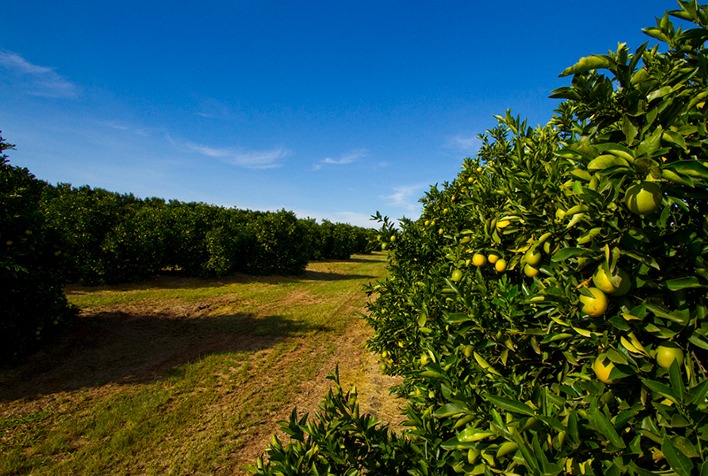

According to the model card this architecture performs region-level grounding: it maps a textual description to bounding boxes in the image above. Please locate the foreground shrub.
[248,369,413,475]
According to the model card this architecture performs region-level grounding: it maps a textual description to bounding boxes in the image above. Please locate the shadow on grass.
[65,263,380,294]
[0,311,326,402]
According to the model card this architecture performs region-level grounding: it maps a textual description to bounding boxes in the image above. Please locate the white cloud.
[315,149,368,170]
[97,120,152,137]
[447,134,481,154]
[186,142,290,169]
[0,50,79,98]
[382,183,428,216]
[194,97,235,120]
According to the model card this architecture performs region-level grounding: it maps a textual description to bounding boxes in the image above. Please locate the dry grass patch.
[0,253,402,476]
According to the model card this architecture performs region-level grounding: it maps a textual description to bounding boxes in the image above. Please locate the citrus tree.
[252,2,708,474]
[0,133,77,363]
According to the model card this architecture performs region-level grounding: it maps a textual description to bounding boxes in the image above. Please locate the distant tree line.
[41,183,377,284]
[1,133,379,362]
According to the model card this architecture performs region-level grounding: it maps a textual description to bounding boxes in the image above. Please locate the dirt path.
[234,314,405,474]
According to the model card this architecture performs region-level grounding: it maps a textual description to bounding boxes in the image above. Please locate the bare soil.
[234,315,405,473]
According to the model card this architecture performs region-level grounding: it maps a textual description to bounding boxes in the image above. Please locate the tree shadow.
[65,267,378,294]
[300,270,377,281]
[0,310,326,402]
[343,255,384,263]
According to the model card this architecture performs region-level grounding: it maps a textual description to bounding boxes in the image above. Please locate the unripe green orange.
[451,269,463,282]
[525,248,542,266]
[625,181,662,215]
[592,266,631,296]
[523,264,539,277]
[579,287,608,317]
[655,343,684,369]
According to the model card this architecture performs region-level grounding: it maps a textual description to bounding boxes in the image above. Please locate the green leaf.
[457,427,496,443]
[434,402,468,418]
[589,409,626,449]
[420,369,444,379]
[662,168,695,186]
[441,435,475,450]
[637,127,663,158]
[669,361,685,403]
[551,247,588,262]
[570,169,592,181]
[445,312,472,324]
[662,130,688,149]
[643,379,679,404]
[623,116,639,144]
[645,302,690,325]
[588,154,630,171]
[673,436,699,458]
[594,142,635,162]
[487,395,535,417]
[688,332,708,351]
[666,160,708,180]
[662,435,694,476]
[647,86,673,102]
[642,26,670,43]
[666,277,707,291]
[560,55,614,76]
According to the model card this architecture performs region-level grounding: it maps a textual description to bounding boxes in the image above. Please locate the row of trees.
[1,138,377,361]
[41,184,376,284]
[252,2,708,474]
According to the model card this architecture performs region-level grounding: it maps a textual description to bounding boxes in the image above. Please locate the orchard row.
[1,142,377,361]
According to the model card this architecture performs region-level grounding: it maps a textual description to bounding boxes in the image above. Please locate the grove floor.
[0,253,404,475]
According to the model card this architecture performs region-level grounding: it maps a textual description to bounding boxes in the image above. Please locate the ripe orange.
[494,259,507,272]
[487,253,499,264]
[472,253,487,267]
[593,355,615,383]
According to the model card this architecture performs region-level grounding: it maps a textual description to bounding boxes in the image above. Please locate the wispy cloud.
[194,97,235,120]
[447,134,481,154]
[0,50,79,98]
[314,149,367,170]
[186,142,290,169]
[382,183,427,216]
[97,120,153,137]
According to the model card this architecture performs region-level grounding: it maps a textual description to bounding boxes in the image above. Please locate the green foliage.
[0,133,77,363]
[37,185,375,284]
[249,368,413,475]
[254,2,708,474]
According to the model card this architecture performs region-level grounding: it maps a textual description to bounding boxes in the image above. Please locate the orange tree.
[0,134,77,363]
[252,2,708,474]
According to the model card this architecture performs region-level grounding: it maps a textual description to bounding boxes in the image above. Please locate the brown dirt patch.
[233,316,405,474]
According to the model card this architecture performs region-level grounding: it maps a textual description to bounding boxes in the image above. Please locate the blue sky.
[1,1,678,227]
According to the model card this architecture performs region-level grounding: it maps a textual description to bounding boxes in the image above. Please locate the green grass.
[0,253,388,476]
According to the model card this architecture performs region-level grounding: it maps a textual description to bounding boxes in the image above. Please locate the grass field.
[0,252,402,475]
